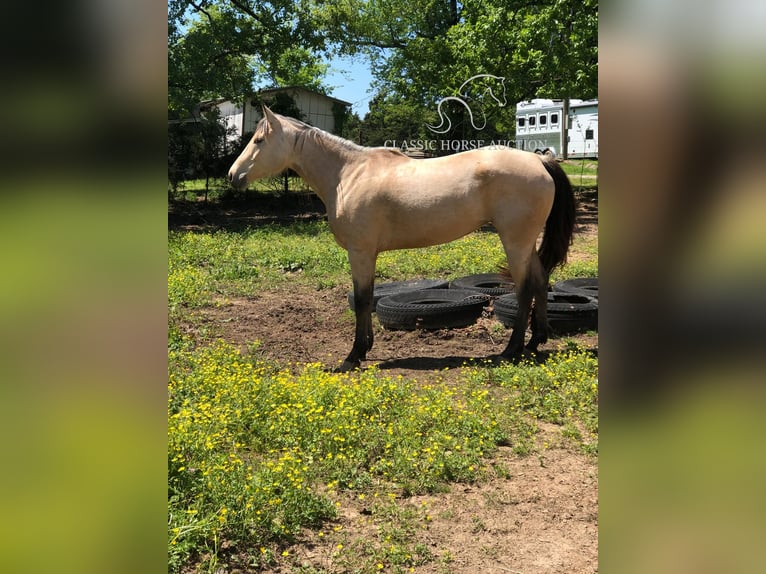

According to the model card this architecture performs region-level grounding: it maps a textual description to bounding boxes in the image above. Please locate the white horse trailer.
[515,99,598,159]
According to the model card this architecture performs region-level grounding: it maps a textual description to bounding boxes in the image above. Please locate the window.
[539,114,547,126]
[517,117,526,127]
[550,113,559,125]
[585,129,594,140]
[529,116,536,127]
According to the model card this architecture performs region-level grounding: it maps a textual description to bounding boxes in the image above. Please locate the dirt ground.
[171,189,598,573]
[194,287,598,381]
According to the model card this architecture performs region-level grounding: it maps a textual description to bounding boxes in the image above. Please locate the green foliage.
[168,107,236,194]
[168,4,259,114]
[167,148,599,574]
[168,341,524,570]
[272,46,330,92]
[169,0,597,137]
[168,339,598,571]
[316,0,597,107]
[357,94,434,146]
[168,1,328,115]
[168,220,597,308]
[484,350,599,453]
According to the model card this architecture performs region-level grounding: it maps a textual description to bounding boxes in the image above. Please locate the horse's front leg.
[337,249,377,372]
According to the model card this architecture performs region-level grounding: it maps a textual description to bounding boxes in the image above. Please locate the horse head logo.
[426,74,507,134]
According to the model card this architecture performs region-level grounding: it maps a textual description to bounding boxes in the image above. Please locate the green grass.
[168,218,598,572]
[170,175,311,202]
[560,159,598,189]
[168,221,597,310]
[168,222,349,308]
[168,341,597,572]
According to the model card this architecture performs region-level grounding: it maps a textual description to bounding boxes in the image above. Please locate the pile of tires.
[347,279,448,311]
[552,277,598,300]
[375,289,490,331]
[494,291,598,334]
[449,272,514,297]
[346,274,598,333]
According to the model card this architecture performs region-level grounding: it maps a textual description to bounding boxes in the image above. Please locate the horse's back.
[340,147,555,251]
[380,147,554,203]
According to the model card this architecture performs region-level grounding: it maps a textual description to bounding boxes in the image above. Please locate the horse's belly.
[379,209,487,251]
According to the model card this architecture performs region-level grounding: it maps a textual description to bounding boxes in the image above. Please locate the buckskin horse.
[229,107,575,371]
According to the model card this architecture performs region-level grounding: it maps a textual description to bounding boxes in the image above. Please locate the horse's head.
[485,75,507,108]
[228,106,293,190]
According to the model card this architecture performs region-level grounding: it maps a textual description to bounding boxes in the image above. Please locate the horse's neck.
[288,130,360,208]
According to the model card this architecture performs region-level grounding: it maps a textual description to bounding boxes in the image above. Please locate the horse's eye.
[253,137,264,145]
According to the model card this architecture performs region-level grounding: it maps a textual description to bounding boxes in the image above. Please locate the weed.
[167,221,598,572]
[168,342,520,571]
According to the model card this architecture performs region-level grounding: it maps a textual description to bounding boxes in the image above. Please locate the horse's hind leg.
[338,249,376,372]
[499,244,546,360]
[525,252,549,352]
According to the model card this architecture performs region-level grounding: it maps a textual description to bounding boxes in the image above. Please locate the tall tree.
[313,0,597,105]
[168,0,329,116]
[168,0,597,133]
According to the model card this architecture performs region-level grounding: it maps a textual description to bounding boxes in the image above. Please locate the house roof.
[197,86,352,111]
[258,86,351,107]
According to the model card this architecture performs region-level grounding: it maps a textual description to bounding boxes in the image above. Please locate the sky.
[323,55,377,117]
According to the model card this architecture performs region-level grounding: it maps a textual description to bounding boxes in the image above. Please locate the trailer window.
[539,114,547,126]
[529,116,536,127]
[585,129,594,140]
[550,113,559,125]
[517,117,526,128]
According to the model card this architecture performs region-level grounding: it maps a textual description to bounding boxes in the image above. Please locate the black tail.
[538,155,576,275]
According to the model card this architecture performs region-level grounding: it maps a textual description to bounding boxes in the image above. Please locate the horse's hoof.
[334,360,361,373]
[499,353,523,365]
[500,346,531,364]
[525,342,540,352]
[500,342,523,360]
[525,334,548,352]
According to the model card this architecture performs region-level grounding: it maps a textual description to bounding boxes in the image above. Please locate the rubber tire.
[376,289,490,330]
[552,277,599,300]
[494,292,598,334]
[450,273,515,297]
[347,279,449,311]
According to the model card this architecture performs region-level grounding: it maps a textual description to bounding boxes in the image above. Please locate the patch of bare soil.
[194,288,597,378]
[285,438,597,574]
[407,444,597,574]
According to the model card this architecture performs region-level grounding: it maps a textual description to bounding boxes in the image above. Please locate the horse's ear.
[261,105,280,132]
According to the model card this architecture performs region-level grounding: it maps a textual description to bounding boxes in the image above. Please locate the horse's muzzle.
[228,169,248,191]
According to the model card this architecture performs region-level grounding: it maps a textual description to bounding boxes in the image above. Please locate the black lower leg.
[502,288,532,359]
[526,306,549,351]
[339,279,374,371]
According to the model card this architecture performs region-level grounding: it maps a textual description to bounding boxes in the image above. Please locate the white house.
[210,87,352,143]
